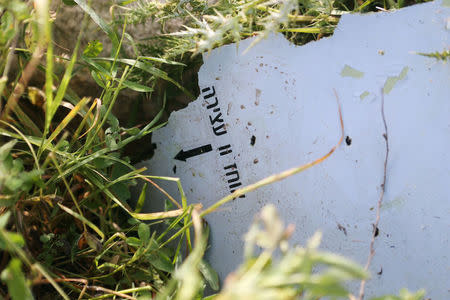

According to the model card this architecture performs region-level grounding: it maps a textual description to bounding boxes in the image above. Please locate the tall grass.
[0,0,199,298]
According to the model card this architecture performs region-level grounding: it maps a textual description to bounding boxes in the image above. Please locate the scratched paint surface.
[137,1,450,298]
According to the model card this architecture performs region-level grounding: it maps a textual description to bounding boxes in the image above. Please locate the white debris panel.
[138,1,450,298]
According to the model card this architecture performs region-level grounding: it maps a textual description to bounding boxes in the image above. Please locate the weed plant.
[0,0,429,299]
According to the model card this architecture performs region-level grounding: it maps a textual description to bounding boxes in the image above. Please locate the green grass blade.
[57,203,105,241]
[44,14,54,117]
[139,56,186,66]
[279,27,334,34]
[10,104,42,136]
[43,97,90,150]
[135,183,148,213]
[74,0,120,54]
[93,57,194,98]
[47,39,81,126]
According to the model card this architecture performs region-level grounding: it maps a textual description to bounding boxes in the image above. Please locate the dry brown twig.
[0,47,45,122]
[137,175,182,209]
[358,89,390,300]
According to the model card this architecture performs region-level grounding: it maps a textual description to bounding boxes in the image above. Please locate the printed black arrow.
[174,144,213,161]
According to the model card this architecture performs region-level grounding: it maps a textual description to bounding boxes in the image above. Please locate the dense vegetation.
[0,0,429,299]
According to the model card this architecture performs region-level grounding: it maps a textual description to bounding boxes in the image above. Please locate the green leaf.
[84,231,102,252]
[398,289,426,300]
[90,70,107,88]
[83,40,103,58]
[109,182,130,202]
[138,223,150,245]
[62,0,77,6]
[0,12,16,45]
[0,140,16,161]
[128,218,140,225]
[4,1,29,20]
[140,56,186,66]
[0,232,25,250]
[135,183,147,213]
[121,0,139,6]
[93,57,193,98]
[371,289,426,300]
[124,127,140,136]
[126,237,141,248]
[148,252,174,273]
[0,212,11,229]
[0,259,33,300]
[95,58,169,79]
[312,251,368,279]
[199,259,220,291]
[110,164,131,202]
[92,157,112,169]
[121,80,154,92]
[74,0,119,53]
[39,233,55,243]
[107,112,119,130]
[83,56,112,77]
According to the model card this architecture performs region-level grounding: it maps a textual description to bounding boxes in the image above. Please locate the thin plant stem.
[0,20,19,99]
[49,152,87,233]
[358,89,389,300]
[0,46,45,122]
[136,175,182,209]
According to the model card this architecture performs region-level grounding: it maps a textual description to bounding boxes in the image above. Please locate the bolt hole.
[373,225,379,237]
[345,136,352,146]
